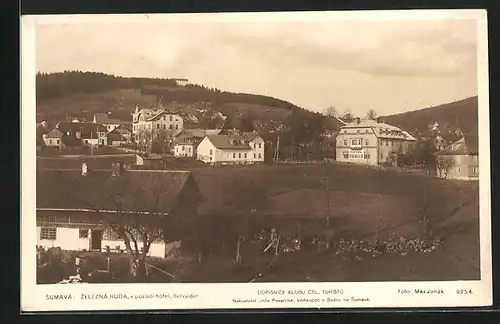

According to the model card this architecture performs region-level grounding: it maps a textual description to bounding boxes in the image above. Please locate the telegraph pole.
[322,163,331,227]
[273,136,280,163]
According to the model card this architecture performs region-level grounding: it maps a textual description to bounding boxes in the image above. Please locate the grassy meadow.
[36,158,480,282]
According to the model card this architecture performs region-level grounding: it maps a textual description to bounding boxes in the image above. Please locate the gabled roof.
[36,169,197,214]
[44,128,63,138]
[110,127,132,135]
[57,122,107,135]
[206,135,253,150]
[340,119,416,141]
[437,135,478,155]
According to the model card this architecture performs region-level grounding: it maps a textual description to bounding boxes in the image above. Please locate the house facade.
[196,132,265,164]
[132,106,184,143]
[36,164,201,258]
[436,135,479,180]
[173,129,222,158]
[335,119,416,166]
[108,127,133,146]
[56,121,108,146]
[42,129,64,147]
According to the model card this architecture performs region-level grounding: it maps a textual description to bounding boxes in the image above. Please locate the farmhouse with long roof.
[36,163,201,258]
[196,132,265,164]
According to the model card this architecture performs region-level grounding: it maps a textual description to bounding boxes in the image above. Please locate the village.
[35,81,480,284]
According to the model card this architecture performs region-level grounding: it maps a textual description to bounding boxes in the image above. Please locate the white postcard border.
[21,10,492,312]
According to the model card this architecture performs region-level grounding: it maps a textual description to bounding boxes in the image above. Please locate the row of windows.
[342,129,372,134]
[47,139,61,145]
[156,124,179,130]
[231,152,262,159]
[343,139,370,146]
[177,146,192,153]
[41,227,164,243]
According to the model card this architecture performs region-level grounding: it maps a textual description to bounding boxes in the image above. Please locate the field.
[36,158,480,282]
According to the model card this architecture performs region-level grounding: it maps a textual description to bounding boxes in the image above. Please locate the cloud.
[35,18,479,115]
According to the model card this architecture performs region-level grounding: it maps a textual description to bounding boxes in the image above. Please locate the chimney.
[82,163,88,176]
[355,117,361,125]
[112,161,125,177]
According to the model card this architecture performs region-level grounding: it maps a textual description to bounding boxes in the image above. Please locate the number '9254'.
[456,289,473,295]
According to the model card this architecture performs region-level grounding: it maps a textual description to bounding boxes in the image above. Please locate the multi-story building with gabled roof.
[335,118,416,166]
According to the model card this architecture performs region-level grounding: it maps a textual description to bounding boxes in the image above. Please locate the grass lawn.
[36,161,480,282]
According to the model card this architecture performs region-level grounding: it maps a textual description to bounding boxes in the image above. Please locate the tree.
[341,109,356,123]
[323,106,338,117]
[240,113,255,132]
[436,155,456,178]
[222,115,235,131]
[87,172,192,280]
[136,128,153,153]
[366,109,377,120]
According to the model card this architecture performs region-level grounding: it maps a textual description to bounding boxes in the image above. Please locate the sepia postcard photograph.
[21,9,491,312]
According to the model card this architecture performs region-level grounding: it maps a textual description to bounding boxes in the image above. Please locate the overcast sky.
[35,15,478,116]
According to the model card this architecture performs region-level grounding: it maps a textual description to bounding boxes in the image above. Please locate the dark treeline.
[36,71,178,103]
[37,71,303,113]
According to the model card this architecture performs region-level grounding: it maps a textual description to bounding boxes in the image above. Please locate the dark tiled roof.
[206,135,253,150]
[37,169,196,214]
[44,128,63,138]
[57,122,106,135]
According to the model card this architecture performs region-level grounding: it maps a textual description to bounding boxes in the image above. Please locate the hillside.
[382,96,478,137]
[36,72,479,151]
[36,71,306,127]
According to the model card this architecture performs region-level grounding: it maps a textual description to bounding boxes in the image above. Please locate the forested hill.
[382,96,479,136]
[36,71,304,113]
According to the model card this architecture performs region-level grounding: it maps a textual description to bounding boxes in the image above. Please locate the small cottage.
[436,135,478,180]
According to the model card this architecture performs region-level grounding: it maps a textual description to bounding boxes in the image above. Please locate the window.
[182,146,185,151]
[79,229,89,239]
[170,125,173,129]
[188,147,191,153]
[254,153,256,158]
[380,153,384,160]
[365,140,369,146]
[85,140,88,144]
[357,130,360,133]
[239,153,241,158]
[209,149,213,155]
[258,153,262,158]
[176,125,179,130]
[157,124,160,129]
[49,139,52,144]
[103,228,121,241]
[233,153,236,158]
[40,228,56,240]
[343,152,349,159]
[473,167,479,173]
[365,129,369,133]
[343,140,347,145]
[457,167,461,173]
[163,124,166,129]
[259,144,262,149]
[244,153,247,158]
[169,115,173,121]
[364,153,371,159]
[351,139,360,146]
